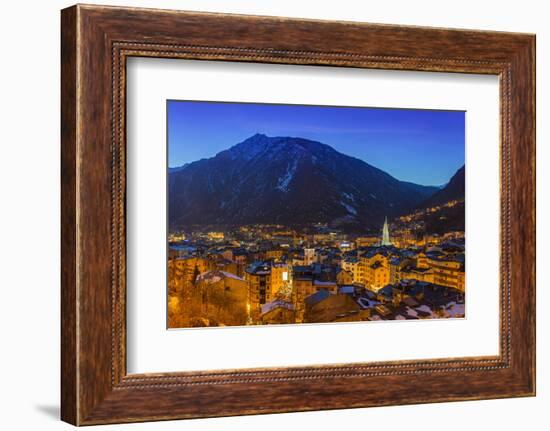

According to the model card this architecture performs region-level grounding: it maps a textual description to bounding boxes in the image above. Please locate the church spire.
[381,216,391,246]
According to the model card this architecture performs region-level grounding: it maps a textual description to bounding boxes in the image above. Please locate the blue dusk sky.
[167,100,465,186]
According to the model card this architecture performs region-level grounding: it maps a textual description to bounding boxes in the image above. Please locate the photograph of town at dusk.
[167,100,465,329]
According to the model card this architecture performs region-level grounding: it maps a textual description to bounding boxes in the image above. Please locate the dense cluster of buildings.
[167,217,465,328]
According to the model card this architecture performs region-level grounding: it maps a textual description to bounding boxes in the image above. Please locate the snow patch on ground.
[405,306,419,318]
[415,304,434,317]
[445,302,465,317]
[340,201,357,215]
[342,192,356,203]
[276,159,299,192]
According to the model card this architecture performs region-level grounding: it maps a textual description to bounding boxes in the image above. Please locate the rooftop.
[304,289,331,306]
[261,300,295,315]
[196,270,245,284]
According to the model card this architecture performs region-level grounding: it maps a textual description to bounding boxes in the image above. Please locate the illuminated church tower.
[381,216,391,246]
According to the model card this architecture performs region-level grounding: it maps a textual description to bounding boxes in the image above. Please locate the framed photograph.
[61,4,536,425]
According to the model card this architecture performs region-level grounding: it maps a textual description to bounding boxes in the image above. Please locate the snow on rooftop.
[415,304,434,317]
[445,302,465,317]
[357,297,380,309]
[261,300,295,315]
[219,271,245,281]
[340,201,357,215]
[196,270,244,284]
[339,286,355,294]
[196,272,222,284]
[405,306,419,318]
[314,280,336,287]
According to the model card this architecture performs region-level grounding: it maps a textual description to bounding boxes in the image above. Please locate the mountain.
[168,134,439,231]
[168,164,188,174]
[420,165,465,208]
[417,165,465,234]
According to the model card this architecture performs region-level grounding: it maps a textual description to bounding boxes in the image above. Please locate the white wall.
[0,0,546,429]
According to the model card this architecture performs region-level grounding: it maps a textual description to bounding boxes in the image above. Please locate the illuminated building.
[337,269,354,285]
[355,236,379,247]
[400,266,434,284]
[265,249,284,261]
[366,261,391,292]
[356,252,391,291]
[260,300,295,324]
[427,255,465,292]
[213,258,243,278]
[270,263,291,298]
[341,257,360,283]
[245,262,290,319]
[338,241,354,251]
[292,275,315,323]
[195,270,249,326]
[304,248,316,265]
[313,279,338,294]
[168,256,213,289]
[168,232,186,242]
[389,257,409,284]
[244,262,272,317]
[207,231,225,241]
[303,290,361,323]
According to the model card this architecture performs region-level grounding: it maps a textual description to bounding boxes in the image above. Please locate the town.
[167,200,465,328]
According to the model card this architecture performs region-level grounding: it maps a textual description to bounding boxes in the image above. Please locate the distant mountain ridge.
[168,164,188,174]
[168,134,441,231]
[420,165,465,208]
[416,165,465,234]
